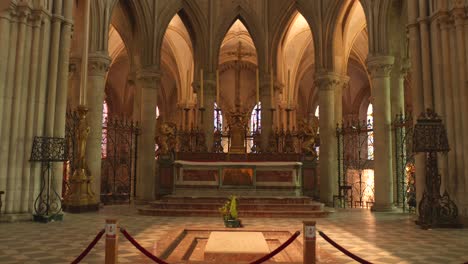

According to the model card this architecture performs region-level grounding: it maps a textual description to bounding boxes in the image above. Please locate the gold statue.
[76,106,90,170]
[226,107,249,153]
[299,116,319,157]
[155,122,177,156]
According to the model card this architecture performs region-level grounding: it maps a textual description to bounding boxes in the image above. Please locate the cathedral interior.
[0,0,468,263]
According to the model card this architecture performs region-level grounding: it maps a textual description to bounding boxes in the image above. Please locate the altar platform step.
[138,196,330,218]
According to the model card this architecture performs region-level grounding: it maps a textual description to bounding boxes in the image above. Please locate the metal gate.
[101,118,139,204]
[393,113,416,212]
[336,119,375,208]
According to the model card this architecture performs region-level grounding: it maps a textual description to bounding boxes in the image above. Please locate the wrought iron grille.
[336,119,375,208]
[393,113,416,212]
[101,118,139,204]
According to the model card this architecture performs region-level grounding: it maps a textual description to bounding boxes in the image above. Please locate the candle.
[287,69,291,108]
[200,68,204,107]
[80,0,90,105]
[270,69,274,107]
[216,69,220,104]
[185,70,189,105]
[256,68,259,103]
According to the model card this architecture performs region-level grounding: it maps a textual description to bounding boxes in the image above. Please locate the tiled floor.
[0,205,467,264]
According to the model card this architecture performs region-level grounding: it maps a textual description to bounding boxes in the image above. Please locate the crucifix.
[227,41,254,109]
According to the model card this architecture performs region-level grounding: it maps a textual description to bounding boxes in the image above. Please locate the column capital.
[400,58,411,77]
[366,55,394,78]
[438,12,453,29]
[314,71,348,91]
[452,7,466,27]
[88,53,111,77]
[136,67,161,89]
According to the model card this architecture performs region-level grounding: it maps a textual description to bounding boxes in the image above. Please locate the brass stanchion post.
[303,221,316,264]
[105,219,118,264]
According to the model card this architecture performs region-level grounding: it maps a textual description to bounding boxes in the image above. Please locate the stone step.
[158,196,316,205]
[149,201,323,211]
[138,207,330,218]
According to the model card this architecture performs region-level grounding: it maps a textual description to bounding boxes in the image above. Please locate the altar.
[172,160,303,196]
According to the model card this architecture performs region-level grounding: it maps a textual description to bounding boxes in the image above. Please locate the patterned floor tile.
[0,205,467,263]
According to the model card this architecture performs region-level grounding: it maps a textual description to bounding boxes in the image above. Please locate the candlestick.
[287,69,291,109]
[270,70,274,107]
[256,68,259,103]
[200,68,204,107]
[216,69,220,103]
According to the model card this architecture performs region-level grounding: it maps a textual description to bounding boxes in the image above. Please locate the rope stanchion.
[71,229,105,264]
[120,228,170,264]
[249,231,301,264]
[318,230,372,264]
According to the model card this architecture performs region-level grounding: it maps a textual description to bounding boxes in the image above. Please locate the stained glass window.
[155,106,160,159]
[367,103,374,160]
[250,102,261,133]
[214,102,223,131]
[314,105,319,158]
[101,101,108,158]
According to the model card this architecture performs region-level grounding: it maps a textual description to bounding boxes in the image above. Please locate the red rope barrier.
[318,231,372,264]
[249,231,301,264]
[120,228,170,264]
[70,229,105,264]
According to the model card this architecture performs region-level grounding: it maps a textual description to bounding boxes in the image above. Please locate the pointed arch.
[268,2,316,75]
[213,7,264,71]
[156,1,208,75]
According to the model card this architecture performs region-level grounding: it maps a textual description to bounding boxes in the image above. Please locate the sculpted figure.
[76,107,90,170]
[300,116,319,157]
[155,122,177,155]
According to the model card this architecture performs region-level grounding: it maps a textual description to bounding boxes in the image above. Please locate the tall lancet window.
[214,102,223,131]
[155,106,160,159]
[247,102,261,152]
[250,102,262,133]
[314,105,320,157]
[101,101,109,158]
[367,103,374,160]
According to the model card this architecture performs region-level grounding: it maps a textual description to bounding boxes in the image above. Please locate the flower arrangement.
[219,195,241,227]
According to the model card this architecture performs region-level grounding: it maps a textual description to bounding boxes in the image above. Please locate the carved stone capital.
[366,56,394,78]
[136,67,161,89]
[452,7,466,27]
[30,10,43,27]
[88,54,111,77]
[438,12,453,29]
[399,58,411,77]
[314,72,348,91]
[16,3,30,24]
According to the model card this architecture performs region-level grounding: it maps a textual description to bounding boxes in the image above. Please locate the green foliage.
[218,195,239,220]
[229,196,238,219]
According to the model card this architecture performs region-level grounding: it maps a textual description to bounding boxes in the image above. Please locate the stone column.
[135,68,160,201]
[390,58,410,203]
[5,6,29,213]
[44,0,64,135]
[418,0,433,108]
[260,73,273,152]
[202,74,216,150]
[334,79,349,124]
[0,11,11,213]
[367,55,395,212]
[315,72,345,206]
[52,0,74,203]
[390,59,409,117]
[20,12,43,212]
[453,7,468,204]
[408,0,426,212]
[0,11,10,131]
[85,53,111,203]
